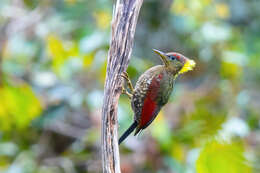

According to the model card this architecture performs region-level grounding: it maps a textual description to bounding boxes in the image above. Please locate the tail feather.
[118,121,138,145]
[134,127,142,136]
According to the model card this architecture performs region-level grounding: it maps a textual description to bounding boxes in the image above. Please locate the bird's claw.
[121,86,132,99]
[121,71,133,99]
[120,72,129,81]
[121,72,134,93]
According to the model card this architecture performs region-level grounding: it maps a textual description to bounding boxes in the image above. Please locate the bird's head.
[153,49,196,75]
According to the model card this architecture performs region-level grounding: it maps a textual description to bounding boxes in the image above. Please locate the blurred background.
[0,0,259,172]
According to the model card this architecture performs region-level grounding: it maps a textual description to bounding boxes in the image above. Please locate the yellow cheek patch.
[179,59,196,74]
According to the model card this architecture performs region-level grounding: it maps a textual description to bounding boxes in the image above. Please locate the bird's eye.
[169,55,176,60]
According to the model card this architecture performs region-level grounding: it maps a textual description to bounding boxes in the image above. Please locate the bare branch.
[101,0,143,172]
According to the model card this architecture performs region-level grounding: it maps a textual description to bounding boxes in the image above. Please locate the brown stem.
[101,0,143,172]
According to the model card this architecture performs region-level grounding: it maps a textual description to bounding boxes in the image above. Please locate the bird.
[119,49,196,145]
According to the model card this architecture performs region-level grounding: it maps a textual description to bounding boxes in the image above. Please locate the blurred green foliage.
[0,82,42,131]
[0,0,259,173]
[197,139,251,173]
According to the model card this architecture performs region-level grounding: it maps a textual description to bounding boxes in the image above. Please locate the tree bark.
[101,0,143,172]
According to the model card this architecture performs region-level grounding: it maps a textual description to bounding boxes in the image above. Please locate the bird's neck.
[164,65,180,78]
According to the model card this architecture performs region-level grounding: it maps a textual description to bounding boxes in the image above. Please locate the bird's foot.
[121,72,134,93]
[121,86,133,99]
[121,72,133,99]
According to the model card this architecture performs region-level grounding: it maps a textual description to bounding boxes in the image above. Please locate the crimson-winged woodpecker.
[119,49,196,145]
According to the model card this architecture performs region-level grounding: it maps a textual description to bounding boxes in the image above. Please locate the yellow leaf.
[171,0,212,16]
[221,61,242,80]
[93,11,111,30]
[47,35,66,60]
[46,35,80,75]
[216,3,230,18]
[196,139,252,173]
[171,143,185,162]
[65,0,77,4]
[99,60,107,83]
[47,35,67,73]
[171,0,187,15]
[0,156,9,171]
[0,83,42,131]
[83,53,95,68]
[67,43,79,57]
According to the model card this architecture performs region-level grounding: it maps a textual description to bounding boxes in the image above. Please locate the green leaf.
[0,83,42,131]
[196,139,252,173]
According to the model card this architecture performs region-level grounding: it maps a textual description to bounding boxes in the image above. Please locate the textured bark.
[101,0,143,172]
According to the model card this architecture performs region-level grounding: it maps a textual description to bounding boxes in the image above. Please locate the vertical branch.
[101,0,143,172]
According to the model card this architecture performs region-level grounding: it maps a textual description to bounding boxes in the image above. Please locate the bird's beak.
[153,49,169,67]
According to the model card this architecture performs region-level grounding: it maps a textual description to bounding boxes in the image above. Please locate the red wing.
[134,73,163,134]
[139,97,158,128]
[134,97,161,135]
